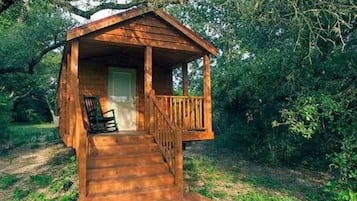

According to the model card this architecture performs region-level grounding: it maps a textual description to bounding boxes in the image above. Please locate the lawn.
[0,123,330,201]
[0,123,78,201]
[183,141,330,201]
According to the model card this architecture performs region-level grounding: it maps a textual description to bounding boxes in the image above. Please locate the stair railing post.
[149,90,155,135]
[175,129,183,199]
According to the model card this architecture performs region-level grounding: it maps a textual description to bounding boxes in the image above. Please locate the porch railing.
[148,91,183,196]
[156,95,205,131]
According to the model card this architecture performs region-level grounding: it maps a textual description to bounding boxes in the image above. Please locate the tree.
[171,0,356,199]
[0,0,72,74]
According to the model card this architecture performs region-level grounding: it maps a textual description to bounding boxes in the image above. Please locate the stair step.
[89,134,153,146]
[88,152,164,168]
[85,185,181,201]
[89,143,159,156]
[87,173,174,194]
[87,163,170,180]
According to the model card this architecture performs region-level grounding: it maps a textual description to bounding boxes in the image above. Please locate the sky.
[72,0,131,24]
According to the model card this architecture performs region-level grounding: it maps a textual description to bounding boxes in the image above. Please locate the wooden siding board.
[66,8,217,56]
[88,34,202,53]
[104,29,193,45]
[84,14,203,54]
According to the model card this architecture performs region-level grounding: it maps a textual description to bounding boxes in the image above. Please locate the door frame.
[107,67,137,130]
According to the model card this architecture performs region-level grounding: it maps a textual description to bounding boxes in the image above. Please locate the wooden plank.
[121,23,180,37]
[70,39,88,201]
[88,34,202,53]
[144,46,152,130]
[58,60,67,144]
[203,55,212,132]
[104,28,192,45]
[183,131,214,141]
[175,129,183,199]
[67,8,217,56]
[134,15,170,29]
[70,40,80,150]
[66,49,74,147]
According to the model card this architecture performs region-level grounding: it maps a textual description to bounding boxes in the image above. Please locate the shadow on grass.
[184,140,330,201]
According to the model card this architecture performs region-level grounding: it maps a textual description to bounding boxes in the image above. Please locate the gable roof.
[67,7,217,56]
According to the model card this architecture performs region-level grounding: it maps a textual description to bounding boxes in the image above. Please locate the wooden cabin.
[58,7,217,201]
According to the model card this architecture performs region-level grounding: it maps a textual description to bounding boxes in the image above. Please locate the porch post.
[203,55,212,132]
[182,63,189,96]
[69,40,79,150]
[144,46,153,130]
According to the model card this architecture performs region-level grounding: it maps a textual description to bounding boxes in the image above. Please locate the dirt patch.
[0,142,76,201]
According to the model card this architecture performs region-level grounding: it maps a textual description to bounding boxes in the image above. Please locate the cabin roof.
[67,7,217,56]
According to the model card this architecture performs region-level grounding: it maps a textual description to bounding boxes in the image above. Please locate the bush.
[0,92,13,141]
[12,96,52,123]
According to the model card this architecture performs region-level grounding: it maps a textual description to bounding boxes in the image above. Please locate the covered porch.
[59,9,217,144]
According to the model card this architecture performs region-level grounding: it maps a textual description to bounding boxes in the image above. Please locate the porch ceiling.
[78,41,202,69]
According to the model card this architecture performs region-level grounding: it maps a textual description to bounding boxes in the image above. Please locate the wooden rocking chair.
[83,96,118,133]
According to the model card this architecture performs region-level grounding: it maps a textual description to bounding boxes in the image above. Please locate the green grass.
[5,123,59,147]
[0,174,18,189]
[233,191,298,201]
[0,123,79,201]
[9,153,78,201]
[184,156,234,200]
[184,146,328,201]
[12,187,29,201]
[30,174,53,188]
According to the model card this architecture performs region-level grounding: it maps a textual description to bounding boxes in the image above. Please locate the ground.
[0,124,78,201]
[0,124,330,201]
[183,142,330,201]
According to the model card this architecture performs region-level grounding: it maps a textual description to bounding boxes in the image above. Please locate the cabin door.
[108,68,136,130]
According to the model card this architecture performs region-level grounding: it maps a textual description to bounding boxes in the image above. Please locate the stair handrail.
[148,90,183,196]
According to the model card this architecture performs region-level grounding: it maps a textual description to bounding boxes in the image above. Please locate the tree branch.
[28,39,65,74]
[0,39,65,74]
[51,0,148,19]
[51,0,187,19]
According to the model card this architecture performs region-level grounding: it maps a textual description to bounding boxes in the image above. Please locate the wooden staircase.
[84,132,182,201]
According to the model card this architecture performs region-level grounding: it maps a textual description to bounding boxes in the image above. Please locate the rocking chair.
[83,96,118,133]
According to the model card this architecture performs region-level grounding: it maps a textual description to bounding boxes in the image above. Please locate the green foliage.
[280,94,342,139]
[171,0,357,199]
[6,123,58,147]
[0,0,71,72]
[0,174,18,189]
[13,96,52,123]
[0,90,12,141]
[30,174,53,188]
[12,187,29,201]
[0,52,62,124]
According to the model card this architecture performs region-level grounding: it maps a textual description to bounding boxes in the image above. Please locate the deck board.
[183,193,211,201]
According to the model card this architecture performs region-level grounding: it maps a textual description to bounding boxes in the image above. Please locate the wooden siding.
[153,65,172,95]
[77,60,173,131]
[86,15,203,54]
